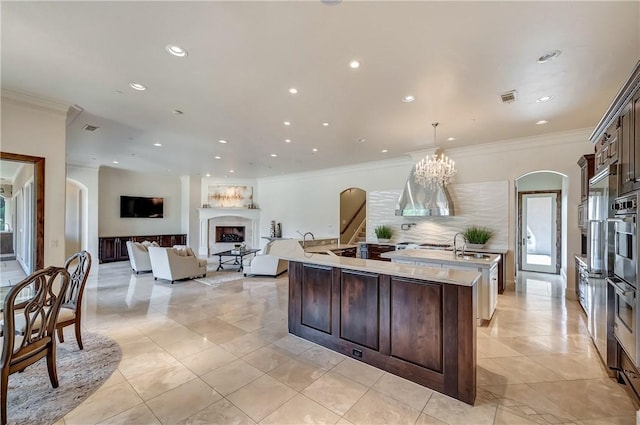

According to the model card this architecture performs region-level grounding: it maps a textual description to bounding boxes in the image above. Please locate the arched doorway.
[340,187,366,244]
[515,171,567,275]
[65,178,89,257]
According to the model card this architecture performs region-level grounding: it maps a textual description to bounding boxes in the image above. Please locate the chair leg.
[75,321,84,350]
[1,369,8,425]
[46,343,60,388]
[57,326,65,343]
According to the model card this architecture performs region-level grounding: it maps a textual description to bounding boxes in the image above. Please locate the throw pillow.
[134,242,148,252]
[151,241,160,247]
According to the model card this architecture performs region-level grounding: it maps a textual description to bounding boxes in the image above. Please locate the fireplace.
[215,226,246,243]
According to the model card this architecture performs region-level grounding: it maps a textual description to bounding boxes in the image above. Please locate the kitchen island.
[381,249,499,324]
[269,239,481,405]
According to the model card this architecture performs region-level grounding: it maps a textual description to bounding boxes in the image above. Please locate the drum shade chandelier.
[414,122,456,188]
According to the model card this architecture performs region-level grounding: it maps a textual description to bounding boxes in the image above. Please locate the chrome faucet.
[302,232,315,248]
[453,232,466,257]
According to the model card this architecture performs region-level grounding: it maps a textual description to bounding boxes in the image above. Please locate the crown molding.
[1,89,71,115]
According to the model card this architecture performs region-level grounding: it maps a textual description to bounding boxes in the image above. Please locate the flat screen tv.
[120,196,164,218]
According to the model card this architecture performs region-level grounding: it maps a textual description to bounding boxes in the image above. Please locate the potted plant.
[463,226,494,249]
[374,225,393,243]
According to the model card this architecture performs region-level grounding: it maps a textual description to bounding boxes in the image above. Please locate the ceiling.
[2,1,639,179]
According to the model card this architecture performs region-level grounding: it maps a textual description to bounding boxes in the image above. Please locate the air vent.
[82,124,99,132]
[500,90,517,104]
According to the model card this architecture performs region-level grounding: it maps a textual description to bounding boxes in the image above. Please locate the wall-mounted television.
[120,196,164,218]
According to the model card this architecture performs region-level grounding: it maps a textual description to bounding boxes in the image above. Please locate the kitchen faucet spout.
[453,232,466,257]
[302,232,315,248]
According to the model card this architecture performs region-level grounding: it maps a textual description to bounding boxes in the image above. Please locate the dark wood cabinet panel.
[390,277,443,372]
[340,270,379,350]
[578,154,595,202]
[288,260,476,405]
[364,244,395,261]
[301,264,333,334]
[620,100,635,194]
[98,234,187,263]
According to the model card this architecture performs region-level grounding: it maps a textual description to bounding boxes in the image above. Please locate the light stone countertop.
[303,243,358,253]
[268,240,481,287]
[381,249,500,268]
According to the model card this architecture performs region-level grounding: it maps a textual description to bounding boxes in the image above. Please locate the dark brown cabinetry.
[578,154,595,202]
[288,261,476,405]
[360,243,395,261]
[98,234,187,263]
[590,60,640,196]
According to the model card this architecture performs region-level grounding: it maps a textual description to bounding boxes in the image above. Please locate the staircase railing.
[348,218,366,245]
[340,200,366,244]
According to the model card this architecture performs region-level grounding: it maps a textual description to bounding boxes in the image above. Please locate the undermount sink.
[457,253,491,260]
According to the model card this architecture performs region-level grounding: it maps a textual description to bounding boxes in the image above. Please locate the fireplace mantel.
[198,208,261,256]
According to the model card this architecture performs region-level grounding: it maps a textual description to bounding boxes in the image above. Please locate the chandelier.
[414,123,456,188]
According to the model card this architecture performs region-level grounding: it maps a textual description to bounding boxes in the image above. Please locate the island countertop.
[269,240,480,287]
[381,249,500,268]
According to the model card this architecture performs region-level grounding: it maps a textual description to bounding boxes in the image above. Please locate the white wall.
[1,92,68,267]
[65,180,82,256]
[98,167,183,236]
[257,128,593,294]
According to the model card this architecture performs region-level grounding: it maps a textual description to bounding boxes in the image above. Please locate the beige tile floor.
[47,262,637,425]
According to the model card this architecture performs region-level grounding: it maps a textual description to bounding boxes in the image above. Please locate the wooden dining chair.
[1,266,70,425]
[57,251,92,350]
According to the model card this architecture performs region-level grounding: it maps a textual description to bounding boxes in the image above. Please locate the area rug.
[193,270,245,287]
[6,332,121,425]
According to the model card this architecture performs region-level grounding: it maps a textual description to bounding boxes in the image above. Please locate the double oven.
[608,192,638,365]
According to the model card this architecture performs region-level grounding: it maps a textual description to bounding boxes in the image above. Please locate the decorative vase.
[378,238,391,243]
[466,243,485,249]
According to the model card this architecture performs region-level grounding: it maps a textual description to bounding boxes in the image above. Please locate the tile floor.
[46,262,637,425]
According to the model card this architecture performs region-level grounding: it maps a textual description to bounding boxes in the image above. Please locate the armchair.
[242,241,288,277]
[148,246,207,284]
[125,241,153,273]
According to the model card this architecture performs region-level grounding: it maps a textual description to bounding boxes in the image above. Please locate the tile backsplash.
[367,180,508,248]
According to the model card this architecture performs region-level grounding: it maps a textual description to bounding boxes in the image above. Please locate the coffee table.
[213,249,260,272]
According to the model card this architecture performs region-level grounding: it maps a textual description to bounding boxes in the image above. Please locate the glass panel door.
[521,193,558,273]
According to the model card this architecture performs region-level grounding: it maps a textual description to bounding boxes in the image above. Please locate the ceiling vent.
[82,124,99,132]
[500,90,517,104]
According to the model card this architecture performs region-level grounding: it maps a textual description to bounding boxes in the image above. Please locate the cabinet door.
[489,264,498,316]
[99,237,118,263]
[620,101,634,194]
[633,92,640,189]
[608,124,619,164]
[117,237,131,260]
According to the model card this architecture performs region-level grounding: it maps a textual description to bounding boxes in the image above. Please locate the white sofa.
[126,240,154,273]
[148,245,207,284]
[242,242,288,277]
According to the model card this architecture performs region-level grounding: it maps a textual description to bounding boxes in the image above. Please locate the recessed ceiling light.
[284,121,291,126]
[205,173,211,177]
[536,95,553,103]
[349,60,360,69]
[312,148,318,152]
[218,139,227,144]
[536,120,549,125]
[270,153,278,157]
[214,155,221,159]
[402,95,415,103]
[112,160,119,164]
[285,139,291,143]
[357,138,366,143]
[322,122,330,127]
[537,50,561,63]
[165,44,188,57]
[129,82,147,91]
[229,169,235,173]
[288,88,298,95]
[153,143,162,147]
[447,137,456,141]
[381,149,388,153]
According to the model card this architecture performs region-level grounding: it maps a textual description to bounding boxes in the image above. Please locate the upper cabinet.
[578,154,595,202]
[590,60,640,195]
